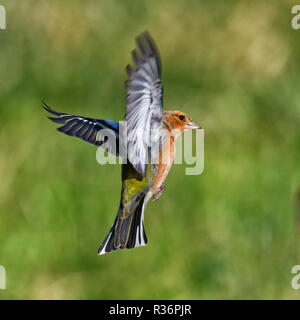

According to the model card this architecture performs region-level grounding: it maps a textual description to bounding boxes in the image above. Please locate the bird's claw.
[152,184,166,201]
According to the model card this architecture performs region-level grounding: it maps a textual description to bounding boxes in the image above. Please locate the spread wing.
[125,31,163,177]
[43,102,120,156]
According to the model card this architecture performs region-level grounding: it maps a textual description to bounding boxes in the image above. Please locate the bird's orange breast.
[151,126,176,194]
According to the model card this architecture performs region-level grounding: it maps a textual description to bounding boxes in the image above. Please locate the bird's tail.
[98,194,148,255]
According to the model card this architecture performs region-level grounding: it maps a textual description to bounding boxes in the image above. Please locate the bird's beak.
[185,121,201,130]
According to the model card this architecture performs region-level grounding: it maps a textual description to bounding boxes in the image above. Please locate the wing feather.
[125,31,163,177]
[42,102,120,155]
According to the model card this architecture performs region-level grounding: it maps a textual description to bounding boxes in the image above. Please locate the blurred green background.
[1,0,300,299]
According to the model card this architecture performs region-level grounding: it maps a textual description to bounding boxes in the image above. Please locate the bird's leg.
[152,183,166,201]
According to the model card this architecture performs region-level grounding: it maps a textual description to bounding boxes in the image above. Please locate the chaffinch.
[43,31,201,255]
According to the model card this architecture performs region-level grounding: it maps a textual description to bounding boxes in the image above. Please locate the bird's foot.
[152,184,166,201]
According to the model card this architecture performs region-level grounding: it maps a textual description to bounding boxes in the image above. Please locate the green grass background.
[1,0,300,299]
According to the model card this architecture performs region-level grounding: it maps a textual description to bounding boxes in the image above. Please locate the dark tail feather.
[98,194,147,255]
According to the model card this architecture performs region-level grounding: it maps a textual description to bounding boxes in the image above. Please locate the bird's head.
[162,110,201,135]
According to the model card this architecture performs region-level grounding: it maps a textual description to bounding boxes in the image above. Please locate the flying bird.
[43,31,201,255]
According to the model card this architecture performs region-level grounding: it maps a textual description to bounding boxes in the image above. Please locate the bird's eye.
[178,115,185,121]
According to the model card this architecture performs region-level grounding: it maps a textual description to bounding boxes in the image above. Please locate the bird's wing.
[43,102,120,156]
[125,31,163,177]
